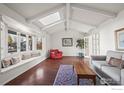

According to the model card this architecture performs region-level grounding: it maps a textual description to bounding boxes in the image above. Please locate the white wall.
[46,34,51,56]
[50,30,84,56]
[0,4,50,84]
[90,10,124,55]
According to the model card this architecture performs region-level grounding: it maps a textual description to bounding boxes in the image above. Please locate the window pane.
[37,37,42,50]
[92,33,100,55]
[28,36,32,50]
[93,34,95,39]
[8,30,17,53]
[96,33,99,39]
[20,34,26,51]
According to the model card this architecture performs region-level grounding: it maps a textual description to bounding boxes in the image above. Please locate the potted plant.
[76,39,85,57]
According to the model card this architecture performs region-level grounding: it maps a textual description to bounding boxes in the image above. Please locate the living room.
[0,2,124,88]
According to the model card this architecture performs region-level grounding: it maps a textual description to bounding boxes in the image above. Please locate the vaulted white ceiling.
[79,3,124,14]
[4,3,63,18]
[4,3,124,34]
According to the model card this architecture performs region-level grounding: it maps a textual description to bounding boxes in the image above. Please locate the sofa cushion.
[106,51,123,63]
[108,57,122,68]
[1,58,13,68]
[12,57,20,64]
[92,60,108,69]
[101,66,121,82]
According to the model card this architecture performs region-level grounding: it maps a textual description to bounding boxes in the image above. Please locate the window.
[28,36,32,50]
[8,30,17,53]
[20,34,26,51]
[92,33,100,55]
[37,37,42,50]
[39,12,61,25]
[84,37,89,56]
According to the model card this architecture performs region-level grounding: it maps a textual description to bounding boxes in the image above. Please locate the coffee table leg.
[93,77,96,85]
[77,77,79,85]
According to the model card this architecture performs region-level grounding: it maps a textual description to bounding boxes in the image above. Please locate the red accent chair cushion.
[50,49,63,59]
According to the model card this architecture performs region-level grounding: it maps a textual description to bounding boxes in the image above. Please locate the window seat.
[1,56,42,73]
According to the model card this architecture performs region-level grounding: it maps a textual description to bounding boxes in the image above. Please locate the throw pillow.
[22,54,31,60]
[106,51,123,63]
[108,57,122,68]
[1,58,13,68]
[12,57,20,64]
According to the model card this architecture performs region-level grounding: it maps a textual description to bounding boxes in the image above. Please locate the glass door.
[92,33,100,55]
[84,37,89,57]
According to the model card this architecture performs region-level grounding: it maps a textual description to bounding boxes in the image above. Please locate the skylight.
[39,12,61,25]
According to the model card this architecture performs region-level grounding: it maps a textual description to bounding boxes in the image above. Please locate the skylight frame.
[39,12,61,26]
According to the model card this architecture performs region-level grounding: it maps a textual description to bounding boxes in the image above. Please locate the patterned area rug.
[53,65,100,85]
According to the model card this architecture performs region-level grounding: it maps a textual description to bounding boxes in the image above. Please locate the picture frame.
[62,38,73,47]
[115,28,124,51]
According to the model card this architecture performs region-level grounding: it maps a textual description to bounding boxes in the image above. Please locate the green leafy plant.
[76,39,87,49]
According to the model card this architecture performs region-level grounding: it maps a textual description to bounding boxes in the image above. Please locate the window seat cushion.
[1,56,41,73]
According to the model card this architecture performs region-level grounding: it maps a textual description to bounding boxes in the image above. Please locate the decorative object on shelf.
[115,28,124,51]
[62,38,73,47]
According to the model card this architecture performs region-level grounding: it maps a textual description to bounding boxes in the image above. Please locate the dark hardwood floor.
[6,56,88,85]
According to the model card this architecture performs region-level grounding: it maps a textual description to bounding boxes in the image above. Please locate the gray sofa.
[91,50,124,85]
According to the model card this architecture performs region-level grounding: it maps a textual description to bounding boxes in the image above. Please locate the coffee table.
[74,62,96,85]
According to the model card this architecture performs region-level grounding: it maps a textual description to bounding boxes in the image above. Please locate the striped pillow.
[1,58,13,68]
[108,57,122,68]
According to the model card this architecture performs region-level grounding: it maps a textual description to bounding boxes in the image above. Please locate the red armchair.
[50,49,63,59]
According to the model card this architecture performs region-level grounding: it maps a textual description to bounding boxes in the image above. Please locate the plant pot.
[78,52,84,58]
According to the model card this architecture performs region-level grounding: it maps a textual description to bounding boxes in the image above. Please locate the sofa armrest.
[91,55,106,61]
